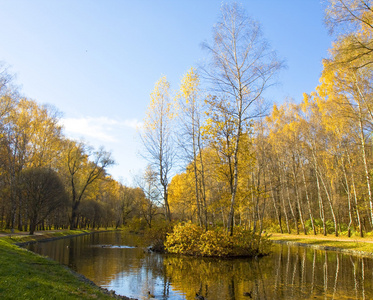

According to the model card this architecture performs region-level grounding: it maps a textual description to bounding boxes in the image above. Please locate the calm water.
[26,232,373,299]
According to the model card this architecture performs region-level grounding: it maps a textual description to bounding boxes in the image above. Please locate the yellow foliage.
[143,75,174,131]
[178,67,199,104]
[165,222,272,257]
[164,222,203,255]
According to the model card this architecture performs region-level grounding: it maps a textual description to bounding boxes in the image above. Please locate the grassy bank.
[270,233,373,255]
[0,229,95,245]
[0,229,132,300]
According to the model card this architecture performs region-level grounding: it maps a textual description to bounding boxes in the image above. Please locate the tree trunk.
[286,183,298,235]
[341,157,353,237]
[198,145,208,230]
[29,223,36,235]
[269,175,283,233]
[346,150,363,237]
[278,161,291,233]
[357,110,373,227]
[301,164,316,235]
[164,185,171,221]
[312,149,327,236]
[292,157,306,235]
[317,169,338,237]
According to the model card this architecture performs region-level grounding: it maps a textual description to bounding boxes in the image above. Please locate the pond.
[26,231,373,299]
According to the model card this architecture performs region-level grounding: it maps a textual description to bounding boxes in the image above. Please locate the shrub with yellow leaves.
[164,221,203,255]
[165,222,272,257]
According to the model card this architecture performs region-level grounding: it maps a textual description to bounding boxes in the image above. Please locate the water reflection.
[26,232,373,299]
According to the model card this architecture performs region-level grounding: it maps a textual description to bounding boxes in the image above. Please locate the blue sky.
[0,1,333,185]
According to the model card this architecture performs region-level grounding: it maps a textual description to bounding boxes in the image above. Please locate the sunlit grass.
[270,233,373,254]
[0,228,117,245]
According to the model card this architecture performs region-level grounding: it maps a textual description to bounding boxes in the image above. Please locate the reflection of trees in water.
[268,246,373,300]
[162,255,272,299]
[28,234,373,299]
[161,245,373,299]
[350,255,367,300]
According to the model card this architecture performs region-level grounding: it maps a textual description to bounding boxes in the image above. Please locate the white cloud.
[60,116,143,143]
[122,119,143,130]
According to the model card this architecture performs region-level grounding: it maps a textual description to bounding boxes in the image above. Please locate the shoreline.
[0,229,137,300]
[270,233,373,258]
[272,239,373,258]
[15,230,109,246]
[4,229,373,299]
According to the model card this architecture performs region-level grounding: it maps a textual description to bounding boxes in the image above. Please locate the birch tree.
[325,0,373,68]
[176,68,208,228]
[140,76,175,221]
[202,3,282,234]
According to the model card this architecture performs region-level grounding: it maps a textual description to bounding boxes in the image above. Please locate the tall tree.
[325,0,373,68]
[1,99,62,231]
[319,57,373,231]
[202,3,282,234]
[64,141,114,229]
[140,76,175,221]
[176,68,208,229]
[19,167,68,235]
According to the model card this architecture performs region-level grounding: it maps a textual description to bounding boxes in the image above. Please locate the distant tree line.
[0,65,152,234]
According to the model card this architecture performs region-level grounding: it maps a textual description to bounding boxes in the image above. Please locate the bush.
[306,218,336,234]
[125,217,147,233]
[164,222,203,255]
[143,220,174,252]
[199,227,231,256]
[165,222,272,257]
[230,226,272,257]
[265,223,283,233]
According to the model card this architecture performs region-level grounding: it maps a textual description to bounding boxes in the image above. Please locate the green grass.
[3,229,92,244]
[270,233,373,254]
[0,228,118,245]
[0,229,123,300]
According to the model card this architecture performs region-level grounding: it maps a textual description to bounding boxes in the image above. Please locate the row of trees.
[140,1,373,237]
[0,66,156,234]
[3,1,370,238]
